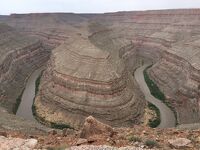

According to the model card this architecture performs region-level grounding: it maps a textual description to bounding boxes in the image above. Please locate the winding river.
[16,63,176,128]
[134,62,176,128]
[16,67,44,121]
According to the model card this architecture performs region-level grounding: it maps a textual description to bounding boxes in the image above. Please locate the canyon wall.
[34,36,145,129]
[0,9,200,126]
[0,13,89,49]
[98,9,200,124]
[0,24,49,112]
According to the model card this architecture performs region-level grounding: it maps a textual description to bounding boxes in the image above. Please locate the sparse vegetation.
[50,122,71,130]
[144,65,178,125]
[35,71,43,95]
[148,103,161,128]
[143,65,165,101]
[32,73,72,130]
[33,107,72,129]
[13,89,25,114]
[144,139,159,148]
[127,135,142,142]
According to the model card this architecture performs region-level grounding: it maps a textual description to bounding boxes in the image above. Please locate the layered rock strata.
[91,10,200,124]
[0,24,49,112]
[1,9,200,126]
[34,37,145,129]
[0,13,89,49]
[149,45,200,124]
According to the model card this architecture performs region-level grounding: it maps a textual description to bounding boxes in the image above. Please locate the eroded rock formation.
[0,9,200,128]
[0,24,49,112]
[34,36,145,129]
[91,9,200,124]
[0,13,89,49]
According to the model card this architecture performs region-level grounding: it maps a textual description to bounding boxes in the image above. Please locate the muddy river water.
[16,67,44,121]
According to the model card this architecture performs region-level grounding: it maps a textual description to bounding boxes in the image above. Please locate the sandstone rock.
[80,116,114,138]
[68,145,148,150]
[34,35,145,129]
[23,139,38,148]
[0,136,37,150]
[168,138,191,149]
[76,138,88,146]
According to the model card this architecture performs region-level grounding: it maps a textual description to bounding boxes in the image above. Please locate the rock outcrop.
[80,116,114,138]
[34,36,145,129]
[0,136,37,150]
[168,138,191,149]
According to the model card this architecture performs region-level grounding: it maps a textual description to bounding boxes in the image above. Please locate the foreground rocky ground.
[1,116,200,150]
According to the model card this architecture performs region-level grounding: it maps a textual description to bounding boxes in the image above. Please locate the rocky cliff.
[0,24,49,112]
[91,9,200,125]
[0,13,89,49]
[0,9,200,127]
[34,35,145,129]
[8,9,200,127]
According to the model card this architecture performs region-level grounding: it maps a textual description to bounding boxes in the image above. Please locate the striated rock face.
[1,9,200,127]
[149,49,200,124]
[0,13,89,49]
[34,36,145,129]
[92,9,200,124]
[0,24,49,112]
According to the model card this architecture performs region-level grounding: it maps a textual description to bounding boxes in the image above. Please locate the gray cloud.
[1,0,200,15]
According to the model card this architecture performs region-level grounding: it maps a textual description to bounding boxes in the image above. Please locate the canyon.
[0,23,49,113]
[0,9,200,149]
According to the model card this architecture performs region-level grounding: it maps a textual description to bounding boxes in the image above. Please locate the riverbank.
[144,65,178,125]
[32,72,73,130]
[134,63,176,128]
[16,67,45,121]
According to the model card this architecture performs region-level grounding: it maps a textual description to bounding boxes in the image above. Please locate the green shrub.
[143,65,165,101]
[50,122,71,130]
[127,135,142,142]
[145,139,158,148]
[35,71,43,95]
[148,103,161,128]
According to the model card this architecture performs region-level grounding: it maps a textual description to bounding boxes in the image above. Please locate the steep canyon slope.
[0,14,146,129]
[0,24,49,113]
[0,9,199,129]
[0,23,51,133]
[90,9,200,125]
[34,35,145,129]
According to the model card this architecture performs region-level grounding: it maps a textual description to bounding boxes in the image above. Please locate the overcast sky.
[1,0,200,15]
